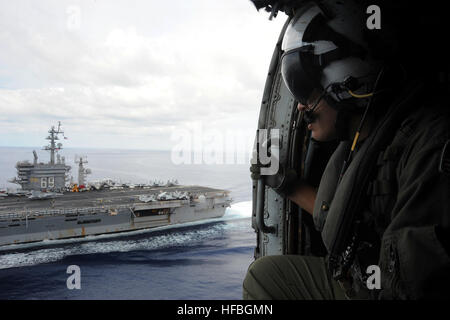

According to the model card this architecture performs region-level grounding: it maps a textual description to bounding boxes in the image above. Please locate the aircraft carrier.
[0,123,231,248]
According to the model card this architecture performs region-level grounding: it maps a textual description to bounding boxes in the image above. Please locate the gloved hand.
[250,128,303,197]
[250,161,302,198]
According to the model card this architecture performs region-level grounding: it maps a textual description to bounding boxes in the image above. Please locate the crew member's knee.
[244,256,277,282]
[242,256,284,300]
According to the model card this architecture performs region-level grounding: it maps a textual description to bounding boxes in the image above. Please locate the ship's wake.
[0,201,253,270]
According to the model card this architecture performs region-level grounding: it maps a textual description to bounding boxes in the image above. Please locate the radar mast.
[44,121,66,165]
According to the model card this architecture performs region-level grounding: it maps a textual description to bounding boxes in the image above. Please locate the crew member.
[244,0,450,299]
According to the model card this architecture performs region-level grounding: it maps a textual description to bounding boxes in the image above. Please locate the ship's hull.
[0,186,230,247]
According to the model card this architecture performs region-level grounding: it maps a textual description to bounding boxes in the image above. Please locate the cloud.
[0,0,286,150]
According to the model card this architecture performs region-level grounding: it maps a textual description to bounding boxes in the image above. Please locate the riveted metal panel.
[252,15,303,259]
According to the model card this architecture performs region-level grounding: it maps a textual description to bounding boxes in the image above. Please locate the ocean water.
[0,147,255,300]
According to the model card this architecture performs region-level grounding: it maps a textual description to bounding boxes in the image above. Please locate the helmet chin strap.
[303,83,335,124]
[334,108,353,141]
[304,90,362,141]
[333,106,367,141]
[330,99,365,141]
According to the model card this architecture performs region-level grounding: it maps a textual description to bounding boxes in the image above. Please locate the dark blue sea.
[0,147,255,300]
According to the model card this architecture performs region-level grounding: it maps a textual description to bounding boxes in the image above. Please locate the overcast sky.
[0,0,286,151]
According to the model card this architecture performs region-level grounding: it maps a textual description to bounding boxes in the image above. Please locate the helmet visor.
[280,4,324,105]
[281,48,320,105]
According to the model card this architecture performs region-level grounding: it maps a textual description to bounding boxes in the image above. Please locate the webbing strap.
[367,180,396,196]
[376,146,404,165]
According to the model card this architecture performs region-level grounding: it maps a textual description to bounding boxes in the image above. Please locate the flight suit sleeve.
[379,136,450,299]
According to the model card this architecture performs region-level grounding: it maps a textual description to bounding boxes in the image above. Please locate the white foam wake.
[223,201,252,220]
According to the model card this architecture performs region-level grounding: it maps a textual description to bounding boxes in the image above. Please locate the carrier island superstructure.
[0,123,231,248]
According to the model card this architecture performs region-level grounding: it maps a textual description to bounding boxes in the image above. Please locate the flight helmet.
[280,1,382,111]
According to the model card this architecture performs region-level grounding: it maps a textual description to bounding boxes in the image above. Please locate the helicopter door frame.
[252,15,310,259]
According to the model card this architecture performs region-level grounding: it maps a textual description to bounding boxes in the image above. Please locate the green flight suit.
[243,255,348,300]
